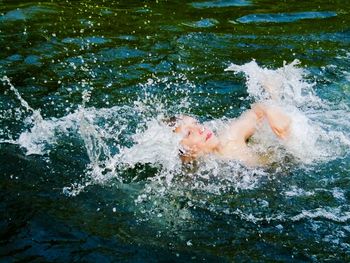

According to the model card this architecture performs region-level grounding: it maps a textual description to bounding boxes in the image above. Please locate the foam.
[291,207,350,223]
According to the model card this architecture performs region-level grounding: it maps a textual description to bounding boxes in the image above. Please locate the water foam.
[291,206,350,223]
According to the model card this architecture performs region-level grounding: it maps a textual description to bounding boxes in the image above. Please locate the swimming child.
[168,83,291,166]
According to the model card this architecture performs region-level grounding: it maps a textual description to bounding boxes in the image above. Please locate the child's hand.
[266,107,291,139]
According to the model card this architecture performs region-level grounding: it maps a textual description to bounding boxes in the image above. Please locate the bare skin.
[174,103,291,166]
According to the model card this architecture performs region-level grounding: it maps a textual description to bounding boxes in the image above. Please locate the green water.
[1,0,350,262]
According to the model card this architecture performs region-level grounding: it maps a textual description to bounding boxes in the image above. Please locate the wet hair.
[163,116,179,129]
[163,116,194,162]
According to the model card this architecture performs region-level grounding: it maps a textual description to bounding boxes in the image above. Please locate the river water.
[1,0,350,261]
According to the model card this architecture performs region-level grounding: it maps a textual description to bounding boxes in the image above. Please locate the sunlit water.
[1,0,350,261]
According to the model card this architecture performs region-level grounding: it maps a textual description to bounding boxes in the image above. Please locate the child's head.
[165,115,219,162]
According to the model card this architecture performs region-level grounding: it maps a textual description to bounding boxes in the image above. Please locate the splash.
[1,76,43,124]
[1,76,45,153]
[0,74,192,193]
[225,60,350,163]
[1,61,349,226]
[225,59,319,105]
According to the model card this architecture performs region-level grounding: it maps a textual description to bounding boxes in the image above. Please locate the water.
[1,0,350,261]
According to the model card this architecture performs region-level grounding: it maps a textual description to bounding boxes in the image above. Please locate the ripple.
[24,55,41,66]
[97,47,146,61]
[235,11,337,24]
[62,36,111,46]
[117,35,138,41]
[7,54,23,62]
[0,9,26,21]
[191,0,251,9]
[0,6,57,22]
[182,18,219,28]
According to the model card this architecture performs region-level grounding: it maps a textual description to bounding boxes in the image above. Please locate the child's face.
[174,116,219,156]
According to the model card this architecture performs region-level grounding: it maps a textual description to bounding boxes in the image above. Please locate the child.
[168,103,291,166]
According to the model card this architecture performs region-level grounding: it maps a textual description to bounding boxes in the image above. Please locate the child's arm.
[227,103,291,143]
[226,105,265,143]
[254,103,291,139]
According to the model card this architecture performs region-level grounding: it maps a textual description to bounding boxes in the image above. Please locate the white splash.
[291,207,350,223]
[225,59,320,106]
[120,119,182,171]
[225,60,350,164]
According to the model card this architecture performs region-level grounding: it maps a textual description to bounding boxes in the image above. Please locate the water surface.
[1,0,350,261]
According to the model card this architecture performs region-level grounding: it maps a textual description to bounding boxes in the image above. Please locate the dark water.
[1,0,350,262]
